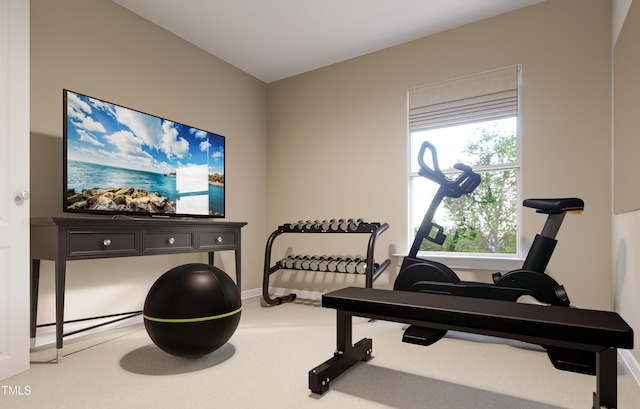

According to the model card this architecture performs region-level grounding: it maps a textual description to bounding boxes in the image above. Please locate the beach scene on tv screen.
[65,91,224,217]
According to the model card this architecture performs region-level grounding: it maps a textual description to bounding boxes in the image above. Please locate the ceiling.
[113,0,545,83]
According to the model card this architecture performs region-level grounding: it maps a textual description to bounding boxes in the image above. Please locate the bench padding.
[322,287,633,351]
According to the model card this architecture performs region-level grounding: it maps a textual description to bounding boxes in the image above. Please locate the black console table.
[30,216,246,362]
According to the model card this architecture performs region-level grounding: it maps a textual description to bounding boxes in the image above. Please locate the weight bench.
[308,287,634,408]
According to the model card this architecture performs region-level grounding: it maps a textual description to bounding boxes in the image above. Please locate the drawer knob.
[168,237,175,245]
[217,236,223,243]
[103,239,111,247]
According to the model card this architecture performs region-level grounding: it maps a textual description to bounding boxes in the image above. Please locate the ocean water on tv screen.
[67,160,224,216]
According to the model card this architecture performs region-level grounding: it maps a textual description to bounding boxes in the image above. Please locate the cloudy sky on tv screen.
[65,90,225,216]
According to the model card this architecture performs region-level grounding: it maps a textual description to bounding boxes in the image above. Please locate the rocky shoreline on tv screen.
[66,187,223,216]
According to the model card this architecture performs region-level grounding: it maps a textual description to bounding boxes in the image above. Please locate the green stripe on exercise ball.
[143,306,242,323]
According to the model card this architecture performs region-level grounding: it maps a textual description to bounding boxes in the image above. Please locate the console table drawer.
[68,230,139,257]
[143,229,196,253]
[198,229,237,250]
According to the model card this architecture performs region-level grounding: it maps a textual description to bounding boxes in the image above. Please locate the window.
[408,66,521,257]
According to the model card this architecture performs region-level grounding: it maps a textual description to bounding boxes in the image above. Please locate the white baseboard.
[619,349,640,387]
[240,287,262,299]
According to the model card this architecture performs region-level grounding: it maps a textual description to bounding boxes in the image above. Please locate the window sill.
[392,253,525,272]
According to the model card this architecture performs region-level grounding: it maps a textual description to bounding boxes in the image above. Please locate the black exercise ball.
[143,263,242,358]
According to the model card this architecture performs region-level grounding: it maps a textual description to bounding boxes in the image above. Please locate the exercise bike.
[394,142,589,373]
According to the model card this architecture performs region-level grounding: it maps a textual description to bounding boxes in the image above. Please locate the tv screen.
[63,89,225,218]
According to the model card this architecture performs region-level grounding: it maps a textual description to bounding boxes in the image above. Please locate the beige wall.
[30,0,268,323]
[612,0,640,363]
[613,0,640,214]
[267,0,613,310]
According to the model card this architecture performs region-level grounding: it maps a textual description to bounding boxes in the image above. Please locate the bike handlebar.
[417,141,481,198]
[417,140,445,181]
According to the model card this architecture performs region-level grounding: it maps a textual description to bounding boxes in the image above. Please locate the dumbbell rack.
[262,220,390,306]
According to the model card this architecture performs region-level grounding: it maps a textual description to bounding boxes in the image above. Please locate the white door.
[0,0,30,380]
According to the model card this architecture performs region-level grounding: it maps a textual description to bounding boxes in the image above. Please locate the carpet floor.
[3,295,640,409]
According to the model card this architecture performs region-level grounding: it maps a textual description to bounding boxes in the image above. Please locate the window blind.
[409,65,519,132]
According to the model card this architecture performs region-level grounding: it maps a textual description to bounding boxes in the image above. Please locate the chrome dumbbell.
[291,220,304,231]
[318,256,331,272]
[284,255,298,269]
[337,257,353,273]
[327,257,343,272]
[349,218,365,231]
[293,255,305,269]
[277,256,291,268]
[355,259,369,274]
[346,257,364,274]
[301,255,314,270]
[304,220,318,230]
[309,256,322,271]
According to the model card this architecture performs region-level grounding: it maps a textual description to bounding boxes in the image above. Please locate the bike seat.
[523,198,584,214]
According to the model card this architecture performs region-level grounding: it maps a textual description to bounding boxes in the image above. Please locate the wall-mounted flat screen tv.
[63,89,225,218]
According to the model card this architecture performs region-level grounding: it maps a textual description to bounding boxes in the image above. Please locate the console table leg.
[30,259,40,351]
[209,250,241,290]
[55,258,66,363]
[235,248,241,290]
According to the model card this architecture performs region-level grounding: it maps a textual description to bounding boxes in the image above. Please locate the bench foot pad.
[309,338,372,394]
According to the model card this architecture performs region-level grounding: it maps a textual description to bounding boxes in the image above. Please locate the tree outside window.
[409,117,519,255]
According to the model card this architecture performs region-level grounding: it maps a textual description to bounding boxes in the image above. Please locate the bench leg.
[309,311,372,394]
[593,347,617,409]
